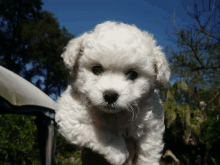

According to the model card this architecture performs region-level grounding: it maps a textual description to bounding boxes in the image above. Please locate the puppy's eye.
[126,70,138,80]
[92,66,104,75]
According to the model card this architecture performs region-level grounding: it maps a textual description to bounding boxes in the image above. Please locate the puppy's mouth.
[98,103,122,113]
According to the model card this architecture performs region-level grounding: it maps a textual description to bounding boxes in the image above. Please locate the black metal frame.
[0,96,56,165]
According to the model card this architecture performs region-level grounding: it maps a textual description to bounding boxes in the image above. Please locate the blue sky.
[42,0,196,51]
[40,0,200,90]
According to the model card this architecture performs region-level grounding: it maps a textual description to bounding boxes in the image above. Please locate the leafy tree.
[162,81,206,165]
[164,0,220,164]
[166,0,220,100]
[0,0,72,97]
[0,0,43,74]
[21,11,73,97]
[0,1,76,164]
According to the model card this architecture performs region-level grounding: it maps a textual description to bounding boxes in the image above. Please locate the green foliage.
[0,114,82,165]
[162,79,220,164]
[0,0,78,164]
[0,0,73,98]
[0,114,40,164]
[20,10,73,96]
[163,1,220,164]
[55,133,81,162]
[200,116,220,148]
[0,0,43,73]
[163,88,203,142]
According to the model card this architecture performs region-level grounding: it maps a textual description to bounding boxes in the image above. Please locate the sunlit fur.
[55,21,170,165]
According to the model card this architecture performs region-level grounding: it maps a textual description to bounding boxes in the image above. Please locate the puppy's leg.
[60,122,129,165]
[133,122,164,165]
[104,134,130,165]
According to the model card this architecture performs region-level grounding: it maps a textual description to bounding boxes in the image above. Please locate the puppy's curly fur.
[55,21,170,165]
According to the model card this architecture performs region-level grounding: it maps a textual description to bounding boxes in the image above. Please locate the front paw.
[105,145,129,165]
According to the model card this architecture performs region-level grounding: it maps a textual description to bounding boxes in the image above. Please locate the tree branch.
[191,66,220,72]
[208,91,220,104]
[163,150,182,165]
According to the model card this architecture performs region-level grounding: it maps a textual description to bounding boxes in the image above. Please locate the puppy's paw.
[104,139,129,165]
[105,147,129,165]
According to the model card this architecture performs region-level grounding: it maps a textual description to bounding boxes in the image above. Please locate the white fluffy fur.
[55,21,170,165]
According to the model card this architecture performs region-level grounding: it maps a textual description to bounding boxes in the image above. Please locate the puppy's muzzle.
[103,90,119,104]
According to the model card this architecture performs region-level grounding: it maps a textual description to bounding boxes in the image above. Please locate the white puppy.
[55,21,170,165]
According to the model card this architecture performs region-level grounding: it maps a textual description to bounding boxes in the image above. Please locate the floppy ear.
[154,47,170,85]
[61,33,87,69]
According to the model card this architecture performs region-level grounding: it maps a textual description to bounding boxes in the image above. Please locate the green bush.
[0,114,81,165]
[200,116,220,148]
[0,114,40,164]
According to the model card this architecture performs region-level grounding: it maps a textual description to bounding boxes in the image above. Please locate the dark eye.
[126,70,138,80]
[92,66,103,75]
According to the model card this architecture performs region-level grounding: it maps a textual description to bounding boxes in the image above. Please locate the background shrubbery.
[0,114,81,165]
[0,114,40,164]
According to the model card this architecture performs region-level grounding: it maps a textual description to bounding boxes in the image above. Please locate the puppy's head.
[62,21,170,113]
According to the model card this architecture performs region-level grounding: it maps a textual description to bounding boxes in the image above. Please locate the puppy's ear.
[154,47,170,86]
[61,33,87,69]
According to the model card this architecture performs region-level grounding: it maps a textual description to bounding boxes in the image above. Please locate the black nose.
[103,90,119,104]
